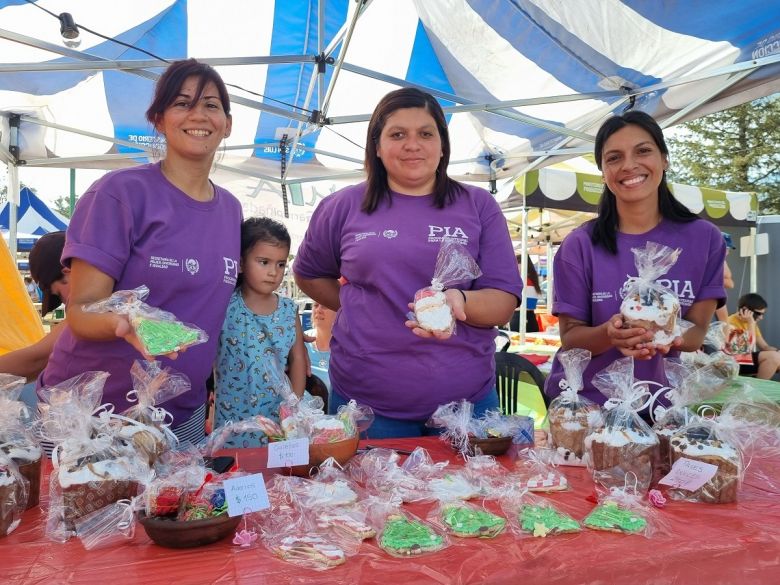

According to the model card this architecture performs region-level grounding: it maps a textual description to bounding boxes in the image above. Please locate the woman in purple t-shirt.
[545,111,726,407]
[40,60,242,444]
[294,88,523,438]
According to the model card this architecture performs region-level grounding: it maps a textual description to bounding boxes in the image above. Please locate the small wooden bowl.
[464,436,513,456]
[138,512,241,548]
[287,436,360,477]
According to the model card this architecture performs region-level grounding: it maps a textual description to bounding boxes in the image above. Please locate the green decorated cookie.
[441,505,506,538]
[583,501,647,534]
[380,515,445,556]
[519,504,580,537]
[133,317,201,355]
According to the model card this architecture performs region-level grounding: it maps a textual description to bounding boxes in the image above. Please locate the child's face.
[240,241,289,295]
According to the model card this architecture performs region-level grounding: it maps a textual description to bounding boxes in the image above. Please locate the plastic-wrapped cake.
[668,424,741,503]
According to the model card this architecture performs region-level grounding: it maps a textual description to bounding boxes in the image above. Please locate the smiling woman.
[293,87,524,439]
[36,59,243,445]
[544,111,727,414]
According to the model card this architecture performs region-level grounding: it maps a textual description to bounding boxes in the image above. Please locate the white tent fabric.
[2,0,780,255]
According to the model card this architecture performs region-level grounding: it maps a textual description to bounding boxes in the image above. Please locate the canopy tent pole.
[519,192,529,346]
[6,113,21,259]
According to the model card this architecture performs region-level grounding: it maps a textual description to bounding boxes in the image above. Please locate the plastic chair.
[494,329,511,352]
[494,352,549,425]
[305,374,329,413]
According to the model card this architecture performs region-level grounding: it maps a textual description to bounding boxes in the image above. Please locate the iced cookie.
[132,317,203,356]
[518,504,580,537]
[583,501,647,534]
[414,290,453,335]
[380,514,445,556]
[440,504,505,538]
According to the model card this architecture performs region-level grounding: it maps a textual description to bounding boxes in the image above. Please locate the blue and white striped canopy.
[2,0,780,189]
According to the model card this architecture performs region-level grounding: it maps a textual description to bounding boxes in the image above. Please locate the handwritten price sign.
[267,438,310,468]
[224,474,270,517]
[659,457,718,491]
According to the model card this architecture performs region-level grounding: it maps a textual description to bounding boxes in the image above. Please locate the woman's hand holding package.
[405,289,466,340]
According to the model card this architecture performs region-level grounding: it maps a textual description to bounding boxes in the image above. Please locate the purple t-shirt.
[294,182,523,420]
[544,218,726,405]
[39,163,242,425]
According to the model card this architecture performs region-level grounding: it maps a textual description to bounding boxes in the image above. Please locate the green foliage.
[668,96,780,215]
[52,195,74,218]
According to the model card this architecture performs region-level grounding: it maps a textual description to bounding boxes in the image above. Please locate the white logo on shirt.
[149,256,180,270]
[223,256,238,285]
[383,230,398,239]
[427,225,468,244]
[354,231,377,242]
[185,258,199,275]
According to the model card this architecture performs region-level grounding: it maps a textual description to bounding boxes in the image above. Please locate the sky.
[1,165,106,209]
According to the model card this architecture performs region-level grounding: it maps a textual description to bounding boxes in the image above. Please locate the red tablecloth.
[2,437,780,585]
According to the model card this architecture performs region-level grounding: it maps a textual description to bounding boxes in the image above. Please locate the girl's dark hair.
[237,217,291,288]
[145,58,231,126]
[590,110,697,254]
[362,87,466,213]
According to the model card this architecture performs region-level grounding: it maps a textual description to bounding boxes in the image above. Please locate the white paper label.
[223,474,270,517]
[267,438,310,468]
[658,457,719,491]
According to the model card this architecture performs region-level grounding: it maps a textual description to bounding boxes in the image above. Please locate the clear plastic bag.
[35,371,151,542]
[428,399,524,457]
[500,489,581,538]
[0,377,42,508]
[83,285,208,356]
[619,241,684,345]
[584,357,660,495]
[0,455,29,538]
[428,500,506,538]
[513,448,569,492]
[376,510,449,557]
[74,496,140,550]
[545,349,603,466]
[663,415,743,504]
[346,448,430,503]
[413,238,482,336]
[583,475,668,537]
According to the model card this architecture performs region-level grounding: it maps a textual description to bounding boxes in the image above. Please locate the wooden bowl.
[138,512,241,548]
[465,436,513,456]
[287,436,360,477]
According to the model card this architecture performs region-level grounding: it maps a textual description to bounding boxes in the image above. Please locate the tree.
[667,95,780,215]
[52,195,74,218]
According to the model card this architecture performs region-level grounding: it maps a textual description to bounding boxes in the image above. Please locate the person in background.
[509,256,542,333]
[544,110,725,409]
[24,276,39,302]
[305,301,336,393]
[37,59,242,445]
[294,87,522,438]
[213,217,306,447]
[0,232,70,386]
[725,293,780,379]
[715,232,736,322]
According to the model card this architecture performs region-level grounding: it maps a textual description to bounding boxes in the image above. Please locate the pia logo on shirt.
[185,258,200,275]
[427,225,468,244]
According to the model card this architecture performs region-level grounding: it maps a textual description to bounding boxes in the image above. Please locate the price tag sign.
[658,457,718,491]
[223,474,270,517]
[267,438,309,468]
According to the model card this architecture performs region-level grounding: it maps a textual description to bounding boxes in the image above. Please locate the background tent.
[2,1,780,185]
[0,186,69,235]
[1,229,40,252]
[500,167,758,227]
